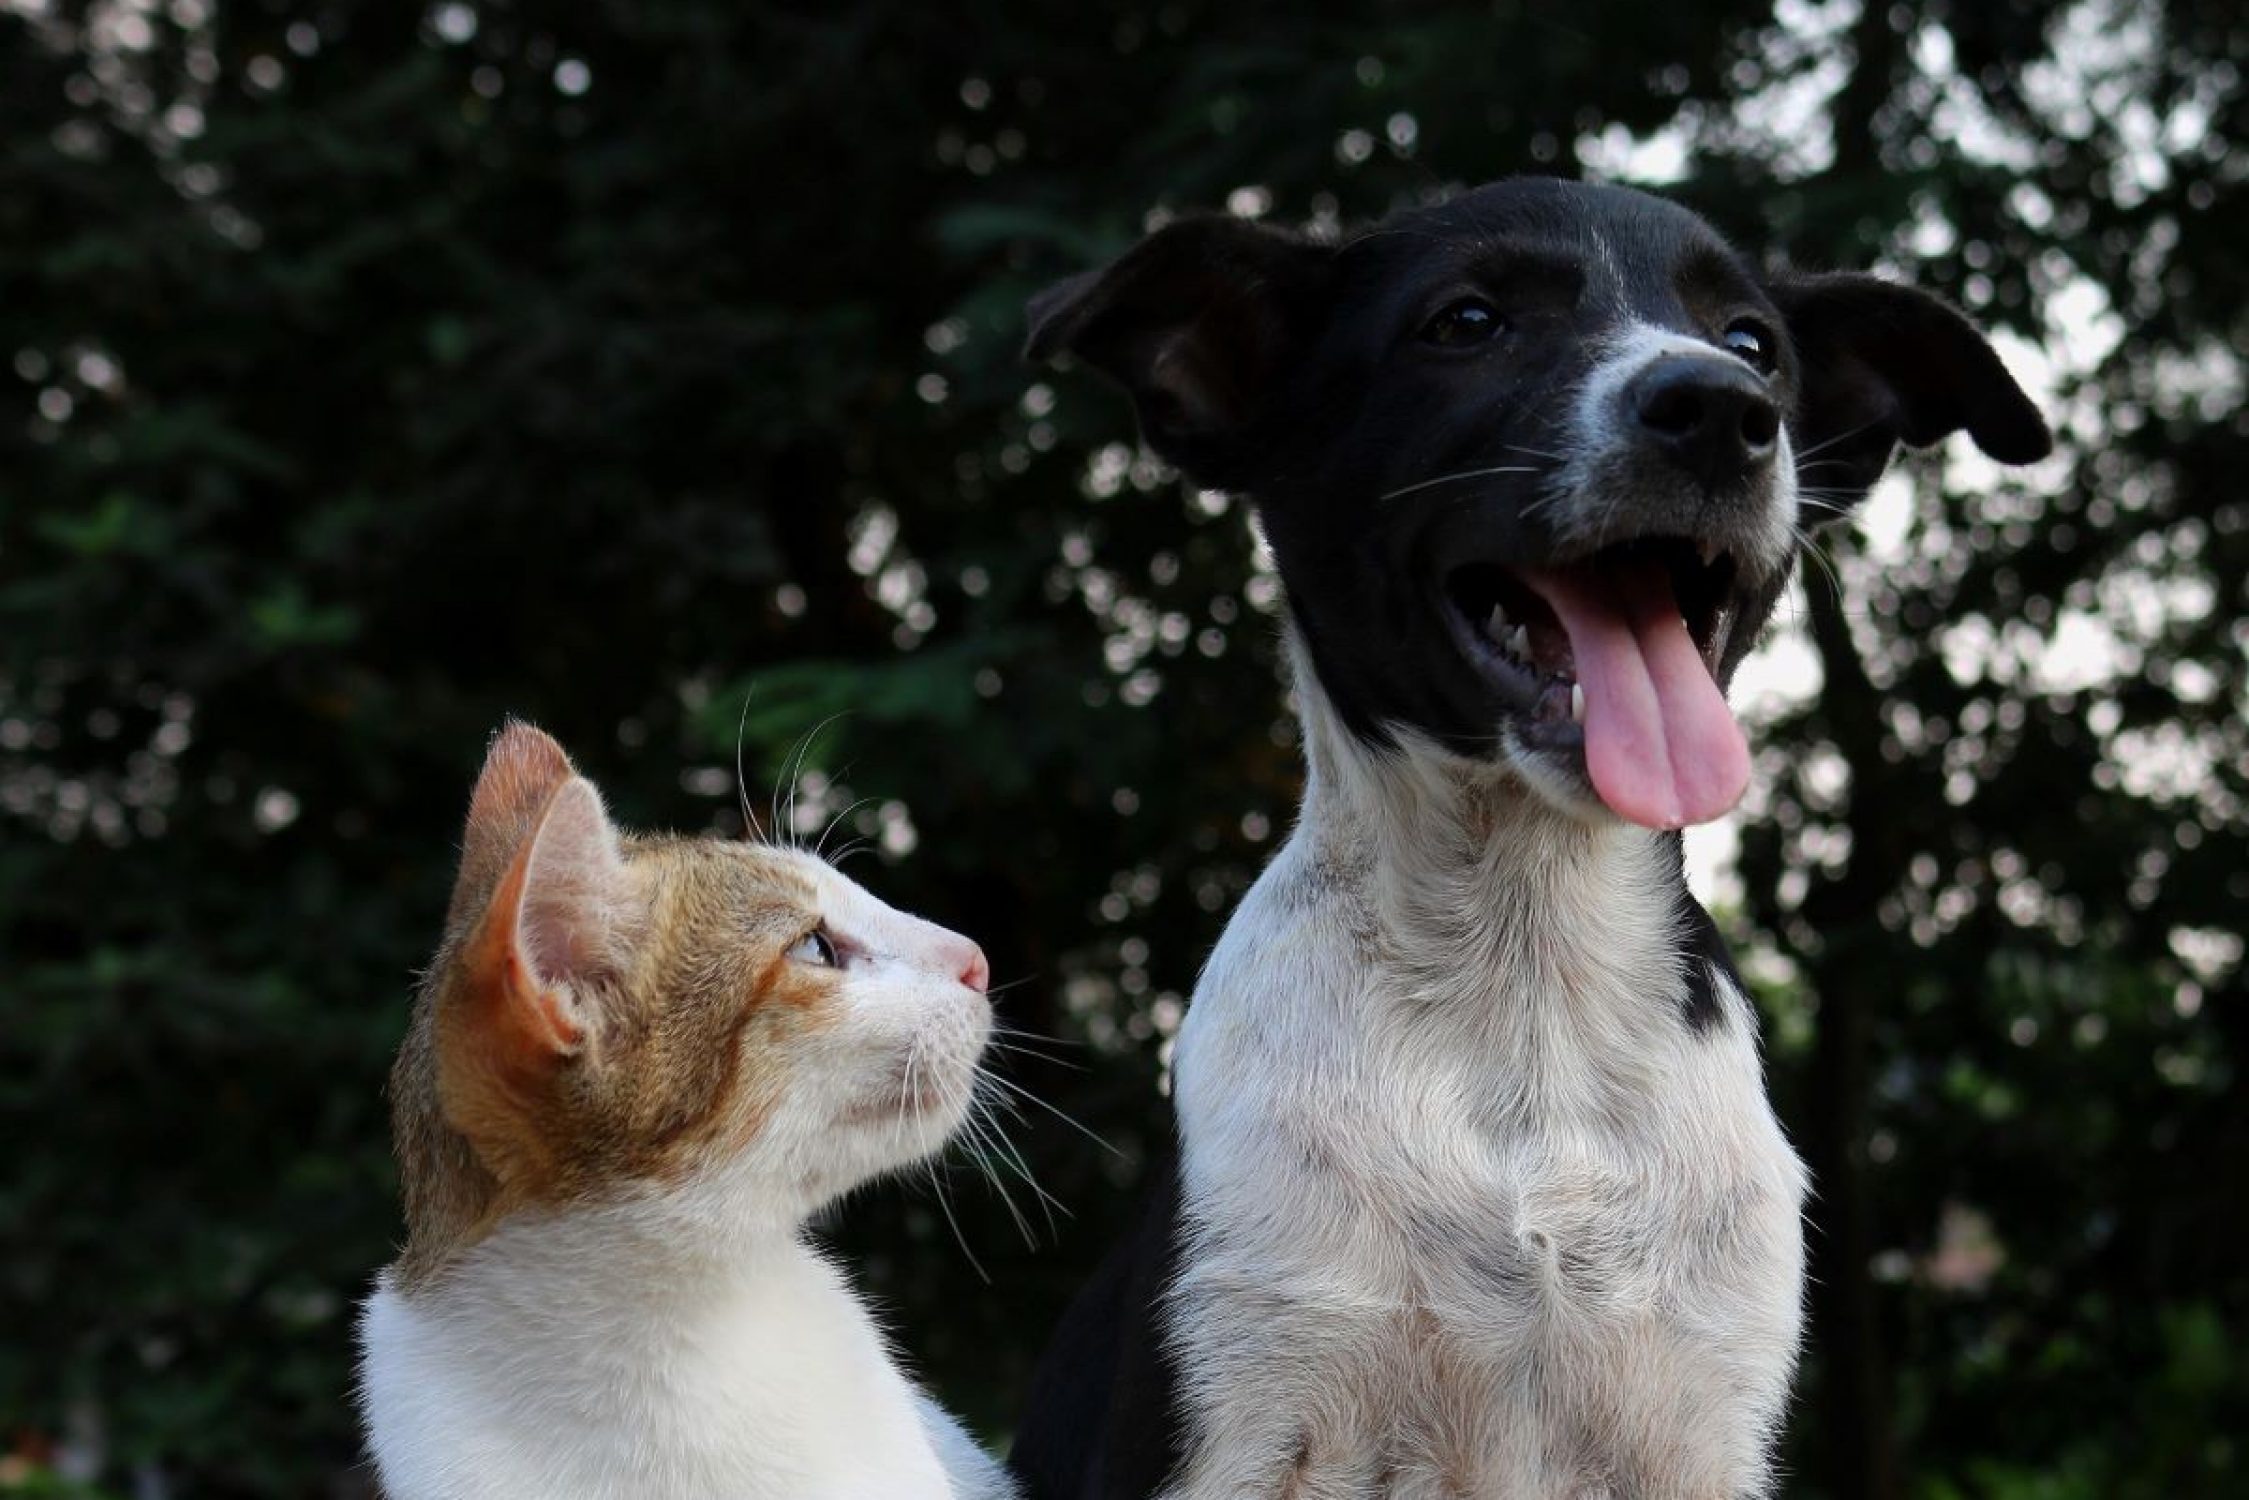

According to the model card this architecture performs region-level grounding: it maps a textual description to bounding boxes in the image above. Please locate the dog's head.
[1027,177,2052,830]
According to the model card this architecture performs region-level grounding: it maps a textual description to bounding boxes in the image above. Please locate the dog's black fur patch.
[1678,891,1743,1034]
[1008,1149,1186,1500]
[1025,178,2047,762]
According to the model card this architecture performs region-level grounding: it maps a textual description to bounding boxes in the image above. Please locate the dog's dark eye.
[1722,319,1777,374]
[1421,298,1507,349]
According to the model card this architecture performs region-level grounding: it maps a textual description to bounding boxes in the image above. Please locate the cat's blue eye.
[788,928,840,968]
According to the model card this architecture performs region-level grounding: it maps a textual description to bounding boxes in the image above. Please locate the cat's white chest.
[359,1229,956,1500]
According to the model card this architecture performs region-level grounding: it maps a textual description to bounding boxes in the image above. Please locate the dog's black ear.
[1770,272,2053,517]
[1024,216,1333,485]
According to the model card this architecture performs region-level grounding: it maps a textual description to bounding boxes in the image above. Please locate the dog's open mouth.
[1444,537,1751,830]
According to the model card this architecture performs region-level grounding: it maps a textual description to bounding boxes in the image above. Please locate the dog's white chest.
[1165,816,1806,1499]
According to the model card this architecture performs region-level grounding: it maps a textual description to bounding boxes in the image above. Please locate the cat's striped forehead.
[624,840,846,1022]
[628,836,825,927]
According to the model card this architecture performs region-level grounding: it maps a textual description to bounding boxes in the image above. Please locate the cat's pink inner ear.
[463,777,631,1068]
[514,778,632,991]
[465,841,584,1065]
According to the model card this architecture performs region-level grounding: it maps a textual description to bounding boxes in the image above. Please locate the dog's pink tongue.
[1525,562,1749,829]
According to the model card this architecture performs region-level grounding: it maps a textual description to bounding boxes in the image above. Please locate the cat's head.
[389,722,992,1281]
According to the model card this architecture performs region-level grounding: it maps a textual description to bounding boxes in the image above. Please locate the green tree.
[1,2,2240,1495]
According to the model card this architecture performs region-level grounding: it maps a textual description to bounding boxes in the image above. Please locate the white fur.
[360,1217,973,1499]
[359,848,1012,1500]
[1160,639,1807,1499]
[1548,321,1800,582]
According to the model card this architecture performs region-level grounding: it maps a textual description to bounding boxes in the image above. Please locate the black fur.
[1678,889,1746,1034]
[1023,178,2049,759]
[1651,828,1748,1035]
[1008,1150,1186,1500]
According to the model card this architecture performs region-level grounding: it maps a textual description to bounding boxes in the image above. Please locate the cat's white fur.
[359,846,1014,1500]
[1159,640,1808,1499]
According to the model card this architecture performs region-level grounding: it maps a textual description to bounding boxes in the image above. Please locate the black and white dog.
[1010,178,2050,1500]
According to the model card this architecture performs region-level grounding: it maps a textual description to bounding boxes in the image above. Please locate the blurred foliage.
[0,0,2243,1495]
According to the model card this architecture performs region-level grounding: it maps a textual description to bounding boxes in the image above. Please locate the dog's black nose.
[1627,357,1780,488]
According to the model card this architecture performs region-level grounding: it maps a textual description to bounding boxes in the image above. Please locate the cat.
[357,721,1016,1499]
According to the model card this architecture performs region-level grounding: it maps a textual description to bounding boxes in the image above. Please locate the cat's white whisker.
[951,1089,1039,1249]
[731,687,765,843]
[899,1026,925,1120]
[988,1016,1076,1044]
[813,795,880,862]
[976,1070,1124,1159]
[980,1037,1085,1073]
[771,712,849,850]
[969,1074,1066,1233]
[925,1150,991,1284]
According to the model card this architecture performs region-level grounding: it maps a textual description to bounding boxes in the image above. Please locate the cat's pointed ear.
[451,729,635,1076]
[1770,272,2052,520]
[1024,216,1334,487]
[447,720,576,931]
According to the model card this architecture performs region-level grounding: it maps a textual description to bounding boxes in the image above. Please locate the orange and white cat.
[357,722,1014,1499]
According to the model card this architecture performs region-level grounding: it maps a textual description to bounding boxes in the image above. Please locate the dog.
[1006,177,2051,1500]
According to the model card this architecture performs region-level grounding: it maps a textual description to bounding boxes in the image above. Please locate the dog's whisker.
[1787,522,1849,598]
[1380,465,1545,501]
[1793,456,1872,478]
[1789,416,1890,465]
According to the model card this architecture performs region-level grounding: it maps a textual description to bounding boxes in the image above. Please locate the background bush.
[2,1,2243,1495]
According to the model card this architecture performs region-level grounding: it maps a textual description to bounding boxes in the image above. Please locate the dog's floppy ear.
[1024,216,1333,485]
[1771,272,2053,518]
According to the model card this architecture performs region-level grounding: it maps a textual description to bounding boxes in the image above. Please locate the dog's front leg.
[1157,1272,1395,1500]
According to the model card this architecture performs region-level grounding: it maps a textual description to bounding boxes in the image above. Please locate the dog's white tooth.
[1698,538,1721,567]
[1570,683,1587,724]
[1508,626,1529,659]
[1487,603,1509,638]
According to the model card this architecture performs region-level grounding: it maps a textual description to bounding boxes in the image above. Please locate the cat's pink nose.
[956,942,990,996]
[902,913,988,995]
